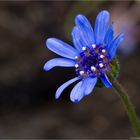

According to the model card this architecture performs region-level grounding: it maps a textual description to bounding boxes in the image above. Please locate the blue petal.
[104,22,114,48]
[46,38,79,59]
[75,14,95,47]
[55,77,80,99]
[100,74,112,88]
[70,80,85,103]
[83,77,97,96]
[108,33,124,60]
[44,58,75,71]
[94,10,110,45]
[71,26,83,52]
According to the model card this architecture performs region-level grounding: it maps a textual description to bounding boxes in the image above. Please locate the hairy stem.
[109,76,140,137]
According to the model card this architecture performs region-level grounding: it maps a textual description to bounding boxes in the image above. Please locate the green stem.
[109,76,140,137]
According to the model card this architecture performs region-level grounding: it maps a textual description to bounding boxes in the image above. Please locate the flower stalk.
[109,75,140,137]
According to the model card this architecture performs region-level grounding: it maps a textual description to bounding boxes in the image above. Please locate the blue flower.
[44,10,124,103]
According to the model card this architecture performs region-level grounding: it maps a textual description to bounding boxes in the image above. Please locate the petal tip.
[43,63,49,71]
[46,38,57,48]
[100,10,110,15]
[55,94,59,100]
[46,38,51,46]
[75,14,89,26]
[116,33,125,46]
[70,98,80,103]
[73,99,80,103]
[100,74,112,88]
[119,33,124,37]
[75,14,84,20]
[46,38,53,49]
[106,82,112,88]
[55,89,61,100]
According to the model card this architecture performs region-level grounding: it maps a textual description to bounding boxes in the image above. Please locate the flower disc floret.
[75,44,110,78]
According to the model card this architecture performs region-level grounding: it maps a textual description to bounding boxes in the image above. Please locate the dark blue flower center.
[75,44,111,78]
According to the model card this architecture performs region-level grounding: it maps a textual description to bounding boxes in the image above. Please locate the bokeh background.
[0,1,140,139]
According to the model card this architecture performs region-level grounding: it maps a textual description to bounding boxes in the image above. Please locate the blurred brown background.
[0,1,140,139]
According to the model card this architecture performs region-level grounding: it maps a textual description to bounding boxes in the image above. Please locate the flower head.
[44,10,124,103]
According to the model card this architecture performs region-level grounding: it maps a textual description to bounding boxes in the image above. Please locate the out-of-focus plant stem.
[109,75,140,137]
